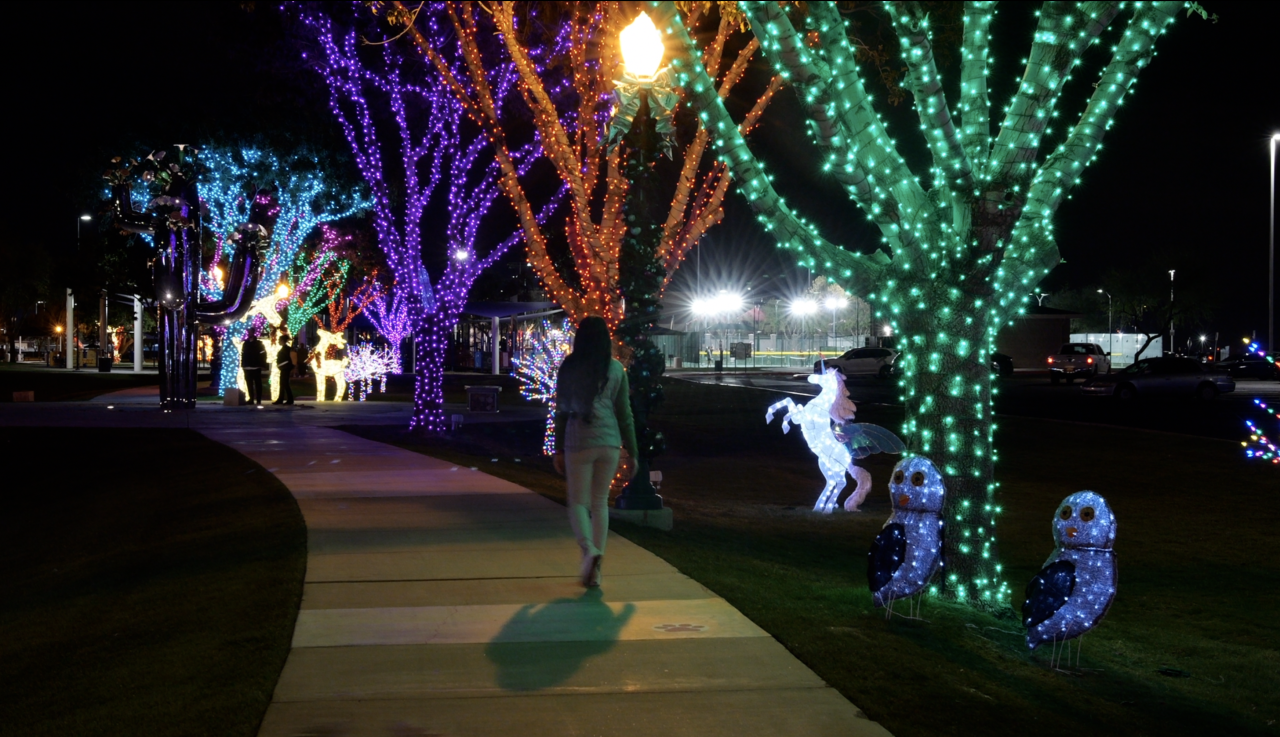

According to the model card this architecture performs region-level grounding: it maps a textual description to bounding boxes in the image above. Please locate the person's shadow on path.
[484,588,635,692]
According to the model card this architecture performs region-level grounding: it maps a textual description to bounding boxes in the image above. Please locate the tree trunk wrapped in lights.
[301,6,563,432]
[651,0,1183,607]
[397,1,782,328]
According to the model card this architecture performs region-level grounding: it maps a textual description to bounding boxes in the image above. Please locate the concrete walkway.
[201,425,891,737]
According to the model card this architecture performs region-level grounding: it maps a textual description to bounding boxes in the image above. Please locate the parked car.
[1048,343,1110,383]
[1217,354,1280,380]
[1081,356,1235,400]
[814,347,899,378]
[992,352,1014,377]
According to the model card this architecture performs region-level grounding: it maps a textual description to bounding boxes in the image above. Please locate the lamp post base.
[614,457,664,511]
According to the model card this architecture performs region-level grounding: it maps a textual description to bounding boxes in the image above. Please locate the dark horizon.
[5,1,1277,344]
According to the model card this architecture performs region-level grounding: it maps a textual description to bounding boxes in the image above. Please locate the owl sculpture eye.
[1059,505,1073,520]
[893,469,904,484]
[1080,506,1095,522]
[910,471,925,487]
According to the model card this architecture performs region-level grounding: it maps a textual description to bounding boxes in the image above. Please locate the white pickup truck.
[1048,343,1111,384]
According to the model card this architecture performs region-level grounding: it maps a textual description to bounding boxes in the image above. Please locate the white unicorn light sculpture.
[765,367,904,513]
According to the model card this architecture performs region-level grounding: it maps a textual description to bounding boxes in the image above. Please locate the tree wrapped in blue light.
[652,0,1188,607]
[514,318,575,455]
[300,5,564,432]
[198,146,367,394]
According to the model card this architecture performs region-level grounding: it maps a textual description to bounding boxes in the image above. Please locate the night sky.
[7,2,1278,341]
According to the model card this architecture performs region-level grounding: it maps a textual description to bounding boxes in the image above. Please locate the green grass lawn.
[0,428,307,736]
[344,379,1280,737]
[0,363,161,402]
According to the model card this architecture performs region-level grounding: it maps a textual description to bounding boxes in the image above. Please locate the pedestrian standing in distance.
[241,331,268,406]
[552,317,639,588]
[273,334,296,405]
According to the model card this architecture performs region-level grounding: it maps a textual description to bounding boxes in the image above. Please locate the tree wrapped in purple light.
[514,318,575,455]
[199,146,367,394]
[300,5,564,431]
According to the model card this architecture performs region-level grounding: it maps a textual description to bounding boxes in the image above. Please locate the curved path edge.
[201,425,892,737]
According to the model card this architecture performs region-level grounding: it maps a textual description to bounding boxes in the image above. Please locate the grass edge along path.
[341,379,1280,737]
[0,427,307,736]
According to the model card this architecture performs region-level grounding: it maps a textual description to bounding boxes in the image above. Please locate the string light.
[650,0,1181,605]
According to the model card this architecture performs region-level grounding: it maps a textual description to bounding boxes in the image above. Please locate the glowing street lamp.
[605,12,678,156]
[619,12,664,79]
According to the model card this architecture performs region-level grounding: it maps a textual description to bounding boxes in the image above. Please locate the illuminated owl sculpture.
[1023,491,1118,650]
[867,457,946,608]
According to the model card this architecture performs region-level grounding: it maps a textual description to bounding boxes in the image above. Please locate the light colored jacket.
[555,359,639,457]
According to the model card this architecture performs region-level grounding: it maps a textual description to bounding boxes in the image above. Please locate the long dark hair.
[558,316,613,421]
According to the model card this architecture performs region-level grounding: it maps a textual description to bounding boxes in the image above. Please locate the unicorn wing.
[843,423,907,459]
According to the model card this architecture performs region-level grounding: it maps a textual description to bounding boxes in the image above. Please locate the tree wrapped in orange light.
[395,1,781,326]
[319,268,384,334]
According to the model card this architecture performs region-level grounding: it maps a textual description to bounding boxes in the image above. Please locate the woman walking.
[553,317,639,588]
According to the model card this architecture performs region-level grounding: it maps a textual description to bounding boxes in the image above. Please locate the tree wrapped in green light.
[285,250,349,339]
[652,0,1185,607]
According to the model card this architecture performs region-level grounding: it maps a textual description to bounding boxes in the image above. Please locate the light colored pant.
[565,445,620,558]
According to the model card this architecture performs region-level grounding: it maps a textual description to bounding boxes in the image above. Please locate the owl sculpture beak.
[1065,527,1078,538]
[898,494,909,507]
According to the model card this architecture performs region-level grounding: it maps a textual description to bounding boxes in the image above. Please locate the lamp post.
[1169,269,1176,355]
[824,295,847,351]
[1269,133,1278,353]
[67,214,91,370]
[790,297,817,364]
[1097,289,1112,369]
[610,12,675,514]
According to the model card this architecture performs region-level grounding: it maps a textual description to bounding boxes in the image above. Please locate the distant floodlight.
[453,249,470,261]
[883,324,893,336]
[714,291,744,314]
[790,298,818,316]
[824,295,847,310]
[79,214,92,221]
